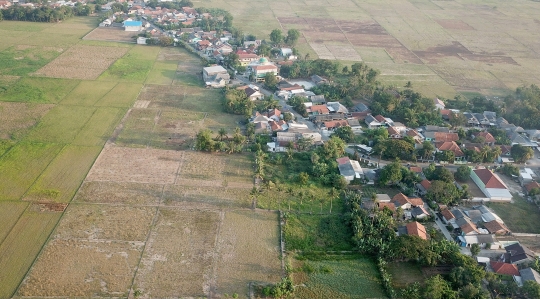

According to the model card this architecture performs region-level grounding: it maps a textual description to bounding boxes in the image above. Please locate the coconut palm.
[217,128,227,141]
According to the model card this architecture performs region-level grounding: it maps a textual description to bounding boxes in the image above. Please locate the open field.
[35,44,129,80]
[0,18,158,299]
[284,214,353,252]
[1,17,283,299]
[292,256,387,299]
[24,145,102,203]
[83,27,138,43]
[0,208,62,299]
[387,261,425,289]
[198,0,540,98]
[488,195,540,233]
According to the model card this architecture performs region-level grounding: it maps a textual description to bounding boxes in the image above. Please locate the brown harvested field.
[85,145,184,184]
[17,239,144,297]
[199,0,540,98]
[215,210,282,296]
[83,27,138,43]
[0,102,54,139]
[35,44,129,80]
[74,181,164,205]
[133,208,220,298]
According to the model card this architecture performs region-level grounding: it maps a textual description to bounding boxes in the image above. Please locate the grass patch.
[0,201,29,244]
[0,209,61,299]
[488,195,540,233]
[99,58,153,82]
[94,82,142,107]
[284,213,353,251]
[387,261,424,289]
[0,142,63,201]
[72,107,124,146]
[25,145,102,203]
[0,77,79,103]
[123,45,161,60]
[0,46,62,76]
[0,21,52,32]
[60,81,117,106]
[293,256,387,299]
[24,105,96,143]
[146,61,178,85]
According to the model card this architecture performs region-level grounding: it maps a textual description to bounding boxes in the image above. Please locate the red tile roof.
[379,202,396,212]
[500,145,512,155]
[406,221,428,240]
[388,126,401,135]
[420,179,431,190]
[461,221,479,234]
[311,105,329,115]
[440,109,452,116]
[476,132,496,143]
[407,130,421,137]
[441,209,455,221]
[473,168,507,189]
[252,65,278,71]
[484,220,510,234]
[336,157,350,165]
[280,84,303,91]
[392,193,424,207]
[491,261,519,276]
[409,166,423,173]
[525,181,540,193]
[374,115,386,123]
[434,132,459,142]
[324,120,349,129]
[435,141,464,157]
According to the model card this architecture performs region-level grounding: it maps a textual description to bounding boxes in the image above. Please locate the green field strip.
[24,145,102,203]
[0,77,80,104]
[146,61,178,85]
[0,142,63,201]
[0,46,63,76]
[0,209,62,299]
[0,202,29,245]
[123,45,161,60]
[72,107,125,146]
[94,82,143,108]
[98,58,154,83]
[60,81,118,106]
[24,105,96,143]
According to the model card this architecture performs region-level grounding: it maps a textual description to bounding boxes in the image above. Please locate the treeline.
[504,84,540,129]
[145,0,193,9]
[370,88,444,127]
[1,4,91,22]
[344,190,489,299]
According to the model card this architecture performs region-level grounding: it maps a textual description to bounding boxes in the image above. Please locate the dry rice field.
[83,27,138,43]
[198,0,540,98]
[34,44,129,80]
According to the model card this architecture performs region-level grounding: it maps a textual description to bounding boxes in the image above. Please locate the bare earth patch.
[86,145,183,184]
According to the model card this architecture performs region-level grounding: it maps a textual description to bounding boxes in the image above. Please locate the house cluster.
[479,243,539,287]
[438,205,509,248]
[266,124,323,153]
[362,192,430,221]
[251,108,289,135]
[438,100,539,149]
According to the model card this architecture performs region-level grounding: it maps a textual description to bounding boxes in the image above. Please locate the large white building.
[470,167,512,201]
[203,65,230,88]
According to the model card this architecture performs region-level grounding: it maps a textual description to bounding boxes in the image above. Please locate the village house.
[336,157,363,182]
[391,193,424,210]
[352,103,370,113]
[520,268,540,285]
[364,114,383,129]
[405,221,428,240]
[237,85,263,101]
[415,179,431,196]
[434,98,445,110]
[311,74,328,85]
[202,65,229,88]
[503,243,536,265]
[474,131,496,146]
[463,112,480,126]
[458,234,497,249]
[470,167,512,201]
[323,120,349,132]
[237,51,260,66]
[441,209,456,226]
[490,261,520,278]
[435,141,465,163]
[484,220,510,235]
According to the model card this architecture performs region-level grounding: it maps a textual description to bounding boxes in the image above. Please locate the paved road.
[431,208,453,241]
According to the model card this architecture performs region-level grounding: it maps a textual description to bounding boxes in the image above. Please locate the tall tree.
[285,29,300,46]
[269,29,283,45]
[511,144,534,163]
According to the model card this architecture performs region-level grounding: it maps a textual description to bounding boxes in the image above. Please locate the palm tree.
[218,128,227,141]
[328,187,339,214]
